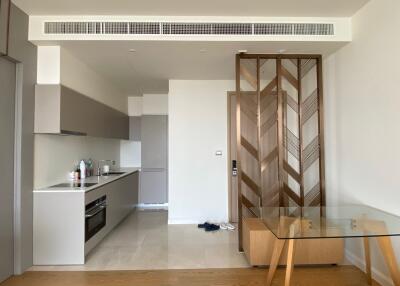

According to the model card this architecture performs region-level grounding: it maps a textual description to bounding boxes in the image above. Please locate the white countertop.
[33,168,140,193]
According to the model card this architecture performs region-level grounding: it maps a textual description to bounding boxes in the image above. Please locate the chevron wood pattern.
[236,54,325,250]
[284,92,299,113]
[281,66,299,89]
[241,136,259,159]
[302,89,318,125]
[261,147,279,172]
[284,128,300,160]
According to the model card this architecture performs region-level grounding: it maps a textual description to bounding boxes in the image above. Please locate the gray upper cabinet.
[0,0,10,55]
[35,84,129,140]
[141,115,168,169]
[129,116,141,141]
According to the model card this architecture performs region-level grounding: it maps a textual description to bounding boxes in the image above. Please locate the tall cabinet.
[140,115,168,204]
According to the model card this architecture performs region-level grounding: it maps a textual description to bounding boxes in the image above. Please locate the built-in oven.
[85,195,107,242]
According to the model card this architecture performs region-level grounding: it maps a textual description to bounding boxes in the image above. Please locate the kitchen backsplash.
[34,134,121,189]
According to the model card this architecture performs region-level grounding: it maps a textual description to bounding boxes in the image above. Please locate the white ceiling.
[14,0,367,96]
[58,41,347,95]
[13,0,369,17]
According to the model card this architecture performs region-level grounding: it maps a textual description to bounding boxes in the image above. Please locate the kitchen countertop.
[33,168,140,193]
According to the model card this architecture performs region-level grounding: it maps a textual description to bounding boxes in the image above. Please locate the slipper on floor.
[205,224,220,232]
[198,222,211,228]
[225,223,236,230]
[219,223,228,230]
[219,223,235,231]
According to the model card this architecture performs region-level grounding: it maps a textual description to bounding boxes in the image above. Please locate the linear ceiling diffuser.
[44,21,334,36]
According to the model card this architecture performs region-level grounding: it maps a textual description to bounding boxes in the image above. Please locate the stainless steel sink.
[105,171,126,175]
[50,182,98,188]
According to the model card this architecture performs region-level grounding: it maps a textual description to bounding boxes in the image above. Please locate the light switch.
[215,150,223,156]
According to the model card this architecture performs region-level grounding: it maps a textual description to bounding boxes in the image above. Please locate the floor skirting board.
[136,203,168,210]
[167,219,202,225]
[167,219,230,225]
[345,249,392,286]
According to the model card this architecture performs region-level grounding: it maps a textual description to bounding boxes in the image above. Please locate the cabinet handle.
[85,205,106,218]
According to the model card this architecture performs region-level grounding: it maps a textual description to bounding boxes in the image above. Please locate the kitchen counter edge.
[33,168,141,193]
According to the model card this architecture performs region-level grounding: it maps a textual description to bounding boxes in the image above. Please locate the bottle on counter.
[87,159,93,177]
[74,166,80,181]
[80,160,86,179]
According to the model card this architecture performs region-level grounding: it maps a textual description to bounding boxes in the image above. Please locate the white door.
[0,56,16,282]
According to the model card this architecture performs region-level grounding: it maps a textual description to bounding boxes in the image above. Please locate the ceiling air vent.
[44,22,334,36]
[162,23,252,35]
[254,23,334,35]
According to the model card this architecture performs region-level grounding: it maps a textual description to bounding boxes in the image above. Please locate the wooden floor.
[1,266,380,286]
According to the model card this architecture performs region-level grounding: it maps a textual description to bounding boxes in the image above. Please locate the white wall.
[120,141,141,167]
[324,0,400,284]
[37,46,60,84]
[168,80,234,224]
[34,135,121,189]
[128,94,168,116]
[142,94,168,115]
[128,97,143,116]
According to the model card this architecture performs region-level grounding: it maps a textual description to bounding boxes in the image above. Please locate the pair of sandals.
[198,222,236,232]
[219,223,235,231]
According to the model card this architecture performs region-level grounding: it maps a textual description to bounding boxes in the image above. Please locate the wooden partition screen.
[235,54,325,250]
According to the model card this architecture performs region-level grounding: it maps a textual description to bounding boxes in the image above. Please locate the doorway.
[0,56,16,282]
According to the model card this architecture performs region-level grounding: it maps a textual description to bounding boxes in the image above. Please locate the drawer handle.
[85,205,106,218]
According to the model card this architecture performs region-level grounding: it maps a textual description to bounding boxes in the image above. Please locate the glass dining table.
[251,206,400,286]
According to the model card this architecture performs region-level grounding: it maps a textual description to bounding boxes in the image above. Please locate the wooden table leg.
[377,236,400,286]
[285,239,296,286]
[266,239,286,286]
[363,237,372,285]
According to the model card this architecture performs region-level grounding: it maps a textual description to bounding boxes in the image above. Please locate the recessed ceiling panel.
[57,41,347,95]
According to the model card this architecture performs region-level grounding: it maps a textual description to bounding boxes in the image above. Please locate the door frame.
[2,55,24,276]
[13,63,23,274]
[0,55,21,281]
[227,91,234,222]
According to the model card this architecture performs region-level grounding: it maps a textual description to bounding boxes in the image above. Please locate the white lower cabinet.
[33,171,139,265]
[140,169,168,204]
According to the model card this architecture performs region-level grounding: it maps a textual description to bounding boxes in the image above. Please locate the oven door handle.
[85,205,106,218]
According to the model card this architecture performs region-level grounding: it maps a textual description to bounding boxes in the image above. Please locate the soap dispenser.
[80,160,86,179]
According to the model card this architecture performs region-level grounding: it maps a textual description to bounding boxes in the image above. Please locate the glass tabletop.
[251,205,400,239]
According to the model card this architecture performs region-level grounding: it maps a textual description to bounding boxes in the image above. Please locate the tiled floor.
[30,210,249,271]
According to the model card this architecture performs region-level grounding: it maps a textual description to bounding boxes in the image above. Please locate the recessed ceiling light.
[129,49,136,52]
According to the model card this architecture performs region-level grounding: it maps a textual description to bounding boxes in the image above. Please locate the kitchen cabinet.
[33,170,139,265]
[140,115,168,204]
[84,172,139,254]
[140,169,167,203]
[35,84,129,139]
[141,115,168,169]
[0,0,10,56]
[129,116,141,141]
